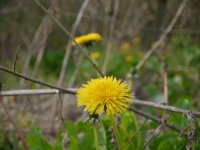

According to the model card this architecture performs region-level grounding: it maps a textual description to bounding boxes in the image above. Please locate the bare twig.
[32,0,58,77]
[0,66,76,95]
[137,0,187,71]
[144,125,162,149]
[185,111,198,150]
[132,99,200,117]
[51,9,200,36]
[57,0,91,86]
[129,107,185,135]
[128,0,188,76]
[13,45,20,73]
[126,119,147,145]
[20,1,55,87]
[68,53,84,87]
[33,0,103,77]
[0,97,29,150]
[163,68,168,104]
[51,0,90,129]
[0,83,199,117]
[54,8,200,35]
[58,94,65,126]
[0,87,199,119]
[31,15,54,77]
[0,89,77,96]
[102,0,119,74]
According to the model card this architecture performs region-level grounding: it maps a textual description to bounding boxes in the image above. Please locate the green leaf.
[101,119,114,150]
[66,121,95,150]
[26,128,53,150]
[149,133,186,150]
[120,112,143,150]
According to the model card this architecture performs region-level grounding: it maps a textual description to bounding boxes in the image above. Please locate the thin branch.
[129,107,187,136]
[132,99,200,117]
[129,0,188,74]
[52,9,200,36]
[185,111,198,149]
[58,94,65,126]
[13,45,20,73]
[144,125,162,149]
[102,0,119,74]
[137,0,187,71]
[32,0,58,77]
[57,0,91,86]
[0,97,29,150]
[33,0,103,77]
[0,66,76,95]
[1,86,199,118]
[53,0,90,128]
[68,53,84,87]
[20,2,55,87]
[132,119,147,139]
[163,69,168,104]
[54,8,200,35]
[51,0,90,124]
[0,89,77,96]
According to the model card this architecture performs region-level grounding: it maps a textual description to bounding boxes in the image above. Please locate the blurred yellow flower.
[133,37,141,44]
[76,76,132,116]
[124,55,133,62]
[90,51,101,61]
[137,50,144,59]
[73,33,102,46]
[120,42,131,51]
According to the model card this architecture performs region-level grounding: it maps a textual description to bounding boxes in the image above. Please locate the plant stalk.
[110,116,123,150]
[93,125,100,150]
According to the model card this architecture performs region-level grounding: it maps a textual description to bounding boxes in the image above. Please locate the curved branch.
[128,0,188,75]
[129,107,187,136]
[0,66,76,95]
[33,0,103,77]
[132,99,200,117]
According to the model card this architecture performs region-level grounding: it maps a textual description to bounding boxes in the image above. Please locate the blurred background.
[0,0,200,149]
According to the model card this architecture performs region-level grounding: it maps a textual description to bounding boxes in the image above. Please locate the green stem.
[93,125,100,150]
[110,116,123,150]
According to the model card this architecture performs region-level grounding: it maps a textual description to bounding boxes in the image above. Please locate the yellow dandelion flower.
[124,55,133,62]
[73,33,102,46]
[133,36,141,44]
[76,76,132,116]
[90,51,101,61]
[120,42,131,51]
